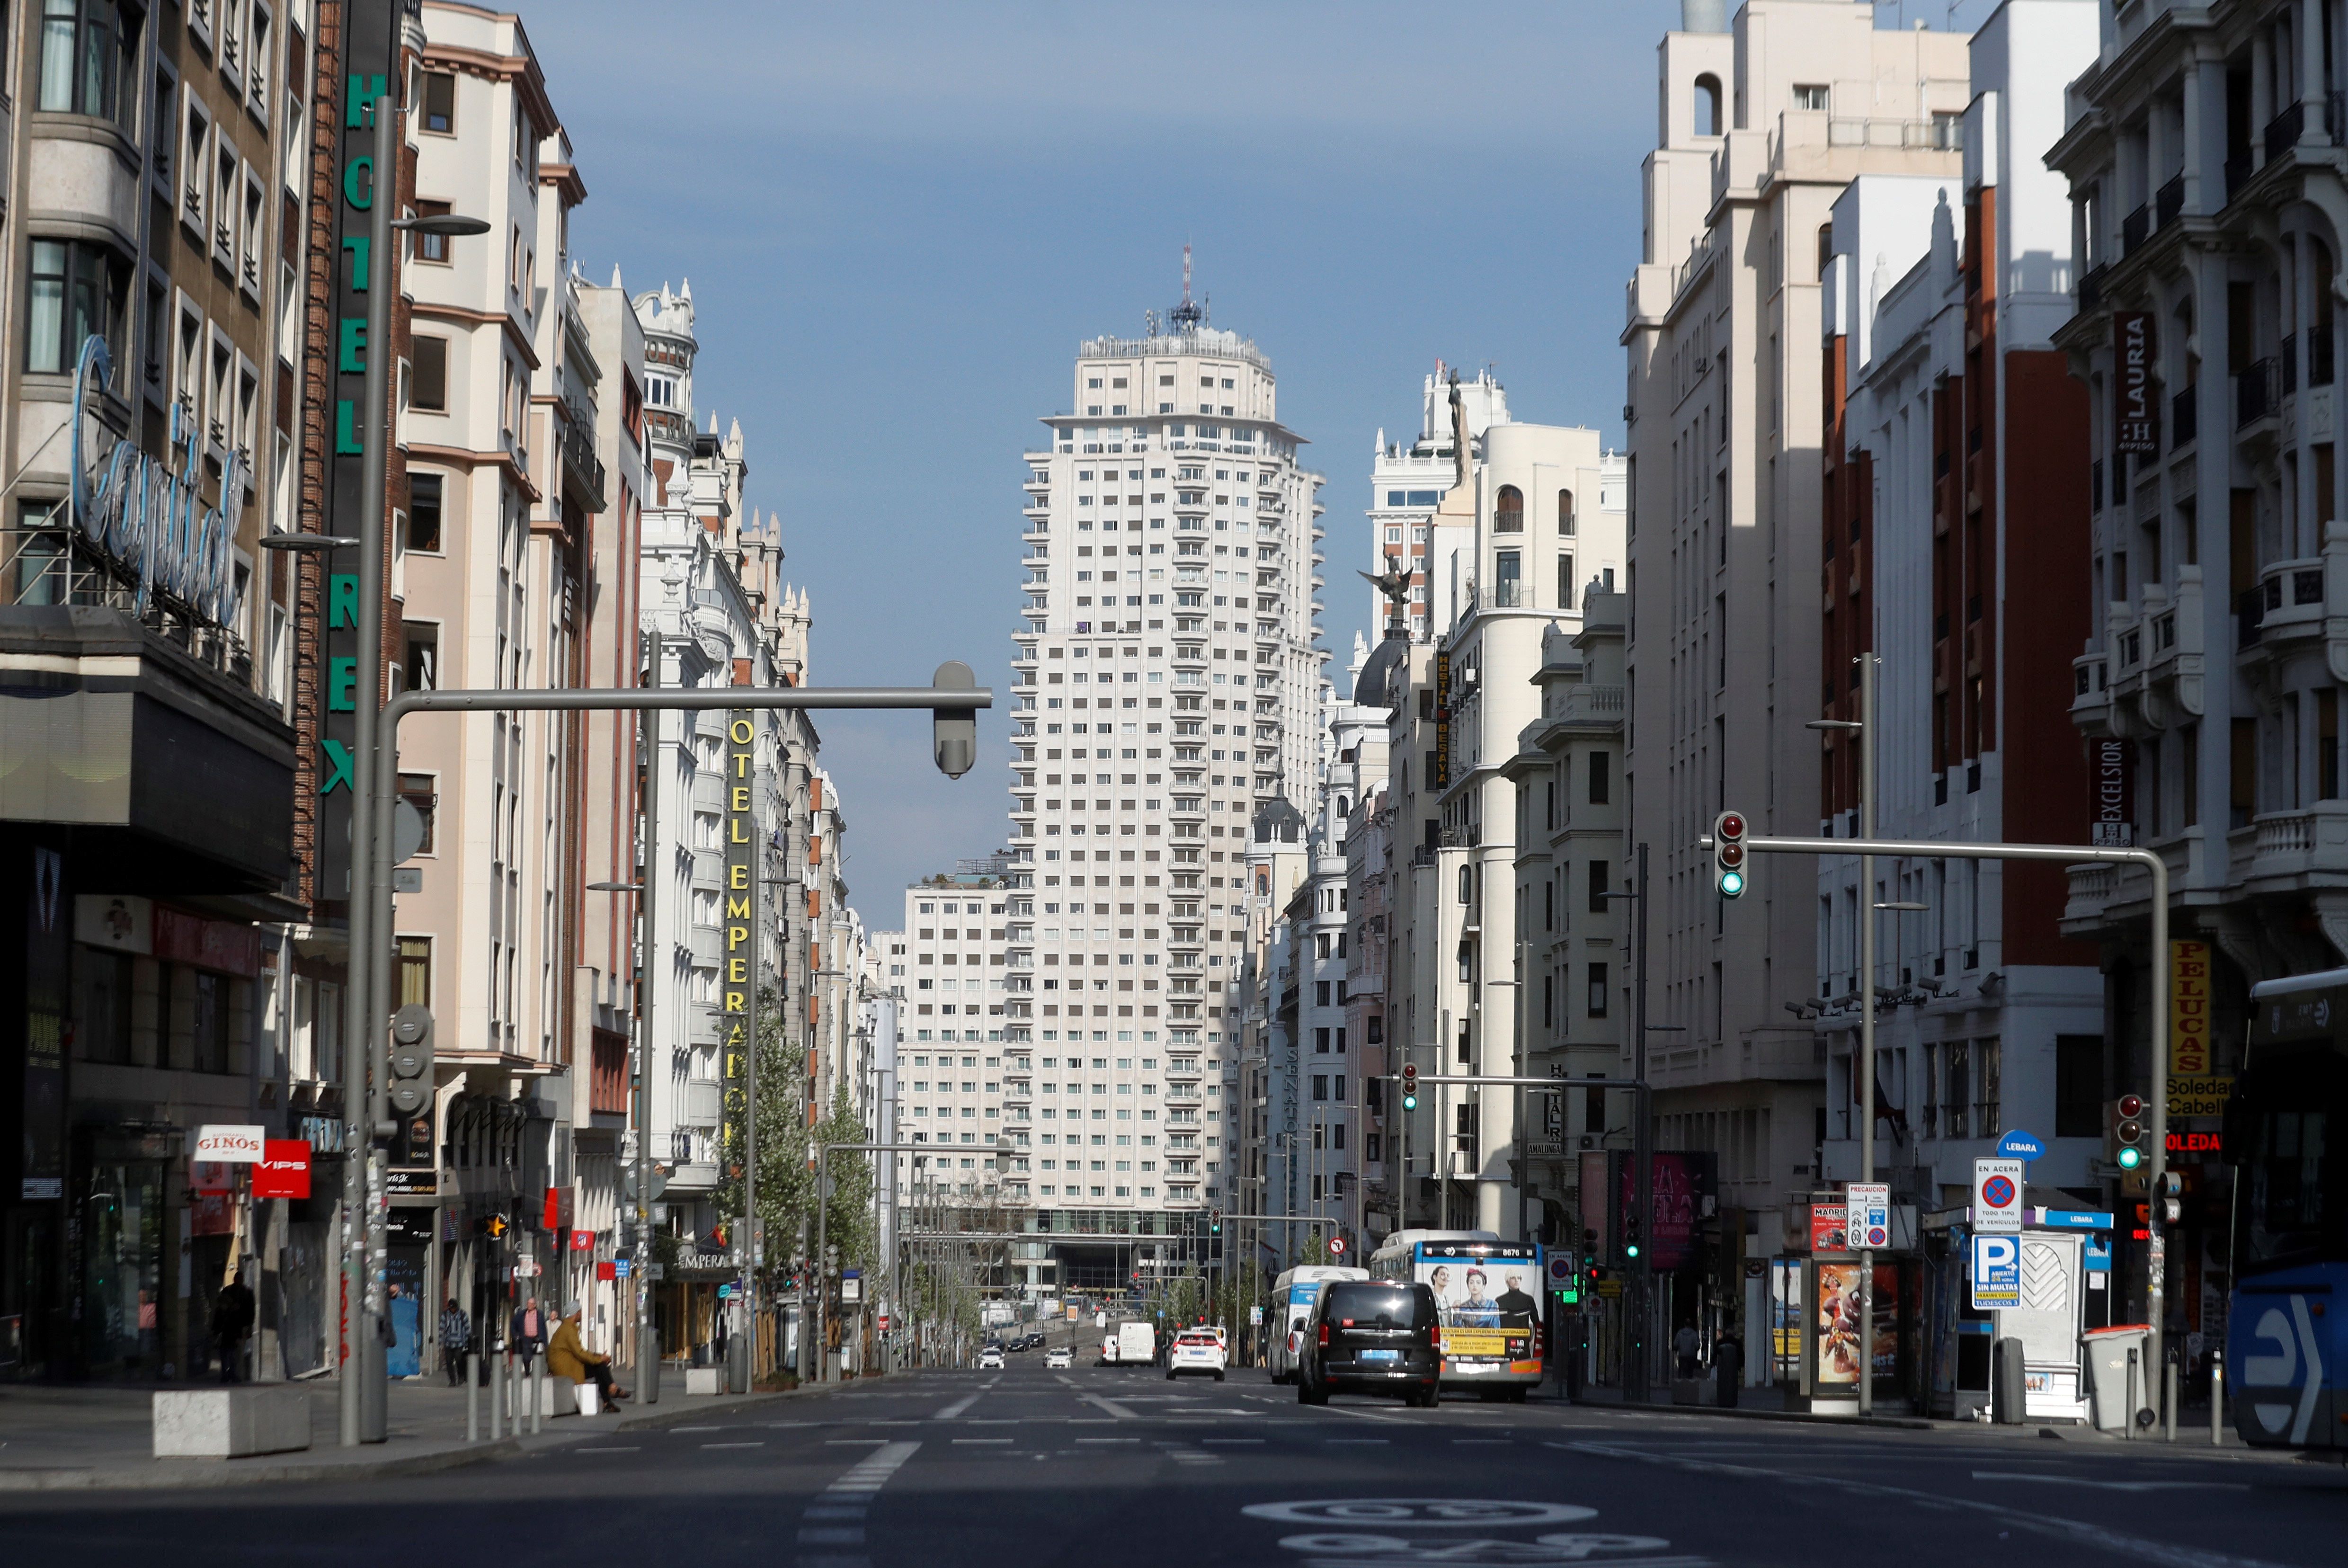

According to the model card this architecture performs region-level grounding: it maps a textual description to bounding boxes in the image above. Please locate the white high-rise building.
[1005,289,1325,1254]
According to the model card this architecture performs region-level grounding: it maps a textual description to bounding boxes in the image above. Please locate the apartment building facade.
[0,0,349,1381]
[1619,4,1970,1351]
[2047,0,2348,1352]
[1003,302,1323,1254]
[1816,3,2105,1238]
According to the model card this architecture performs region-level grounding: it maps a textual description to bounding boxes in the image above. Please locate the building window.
[26,239,127,376]
[398,772,438,852]
[398,937,432,1007]
[1494,484,1524,532]
[1587,962,1608,1018]
[1494,550,1522,606]
[421,69,456,134]
[1557,552,1576,608]
[400,624,438,694]
[39,0,140,128]
[407,473,444,552]
[1589,750,1610,805]
[413,199,455,264]
[1558,489,1576,535]
[410,334,448,410]
[1587,859,1610,915]
[1793,84,1829,112]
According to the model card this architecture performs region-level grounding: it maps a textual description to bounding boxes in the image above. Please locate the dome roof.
[1252,795,1306,844]
[1352,632,1410,709]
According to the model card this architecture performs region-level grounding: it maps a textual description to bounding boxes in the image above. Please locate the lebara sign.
[70,335,244,626]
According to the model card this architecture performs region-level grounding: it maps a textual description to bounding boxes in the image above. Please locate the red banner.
[570,1228,595,1252]
[254,1140,311,1199]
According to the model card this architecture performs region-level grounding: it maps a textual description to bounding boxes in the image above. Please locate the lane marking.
[1555,1442,2289,1568]
[1325,1404,1420,1425]
[953,1438,1014,1445]
[1079,1392,1138,1419]
[1970,1471,2249,1493]
[1076,1436,1141,1444]
[1326,1438,1390,1445]
[577,1445,640,1453]
[934,1394,981,1419]
[826,1438,890,1446]
[670,1425,723,1432]
[1201,1438,1265,1445]
[703,1442,765,1450]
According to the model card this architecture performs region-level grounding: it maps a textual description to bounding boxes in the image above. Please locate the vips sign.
[254,1140,312,1200]
[2115,312,2159,454]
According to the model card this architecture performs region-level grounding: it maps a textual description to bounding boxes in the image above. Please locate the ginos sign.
[70,335,246,628]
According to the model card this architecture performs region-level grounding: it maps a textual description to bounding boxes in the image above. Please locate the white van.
[1117,1321,1156,1367]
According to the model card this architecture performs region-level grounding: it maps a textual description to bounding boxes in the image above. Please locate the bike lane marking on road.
[1553,1442,2297,1568]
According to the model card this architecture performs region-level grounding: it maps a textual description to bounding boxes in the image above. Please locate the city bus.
[2226,971,2348,1451]
[1368,1229,1544,1399]
[1265,1265,1369,1384]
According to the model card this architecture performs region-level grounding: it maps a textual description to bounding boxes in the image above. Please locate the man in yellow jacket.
[547,1306,629,1408]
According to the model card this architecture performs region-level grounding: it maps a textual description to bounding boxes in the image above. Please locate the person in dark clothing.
[440,1299,473,1385]
[213,1276,257,1383]
[1714,1329,1744,1409]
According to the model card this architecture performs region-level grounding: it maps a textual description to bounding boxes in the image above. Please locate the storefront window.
[80,1158,162,1374]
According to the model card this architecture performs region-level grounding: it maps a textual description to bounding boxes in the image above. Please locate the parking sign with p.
[1969,1233,2021,1310]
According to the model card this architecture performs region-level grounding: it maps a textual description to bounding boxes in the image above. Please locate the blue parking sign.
[1970,1233,2021,1310]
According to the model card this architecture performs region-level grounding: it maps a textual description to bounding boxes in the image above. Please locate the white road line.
[670,1425,723,1432]
[1971,1471,2249,1493]
[1325,1403,1420,1425]
[1555,1441,2290,1568]
[703,1442,764,1450]
[1326,1438,1389,1445]
[576,1445,640,1452]
[953,1438,1014,1445]
[1079,1392,1138,1419]
[933,1394,981,1419]
[1076,1436,1141,1444]
[826,1438,890,1446]
[1199,1437,1265,1445]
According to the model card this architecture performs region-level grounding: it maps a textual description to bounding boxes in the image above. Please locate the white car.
[1166,1330,1227,1381]
[978,1347,1005,1370]
[1045,1346,1072,1369]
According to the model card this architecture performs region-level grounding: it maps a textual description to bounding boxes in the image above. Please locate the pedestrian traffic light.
[1401,1063,1419,1111]
[2108,1093,2148,1171]
[1712,811,1748,899]
[932,660,978,778]
[389,1004,434,1116]
[2161,1169,2183,1224]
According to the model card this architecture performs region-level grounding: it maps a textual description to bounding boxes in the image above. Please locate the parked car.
[1167,1328,1228,1381]
[1046,1346,1072,1369]
[1296,1280,1441,1408]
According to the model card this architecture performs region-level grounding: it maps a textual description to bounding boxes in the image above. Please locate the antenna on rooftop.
[1171,242,1203,331]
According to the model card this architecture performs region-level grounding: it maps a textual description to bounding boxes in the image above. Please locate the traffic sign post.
[1969,1233,2021,1310]
[1846,1182,1890,1251]
[1974,1159,2024,1233]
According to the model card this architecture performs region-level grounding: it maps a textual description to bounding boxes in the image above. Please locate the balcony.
[2238,358,2279,429]
[2250,556,2328,645]
[2265,100,2307,163]
[2248,802,2348,886]
[2121,204,2151,256]
[559,417,606,511]
[2156,171,2184,230]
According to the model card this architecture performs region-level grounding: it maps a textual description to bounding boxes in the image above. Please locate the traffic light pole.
[1717,829,2174,1401]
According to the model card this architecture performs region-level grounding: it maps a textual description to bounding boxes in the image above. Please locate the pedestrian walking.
[1673,1321,1701,1379]
[440,1298,473,1386]
[511,1295,546,1376]
[548,1305,628,1409]
[1714,1328,1744,1410]
[213,1273,257,1383]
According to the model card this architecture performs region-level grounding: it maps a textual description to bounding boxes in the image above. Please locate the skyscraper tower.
[1002,282,1325,1251]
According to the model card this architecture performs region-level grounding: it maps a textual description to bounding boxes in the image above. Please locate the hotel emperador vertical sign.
[316,1,402,909]
[722,714,759,1168]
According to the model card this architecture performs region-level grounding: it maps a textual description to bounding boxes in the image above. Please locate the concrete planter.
[152,1388,312,1459]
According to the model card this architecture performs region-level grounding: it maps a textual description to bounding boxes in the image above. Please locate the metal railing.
[2237,357,2279,427]
[2265,99,2306,162]
[2156,171,2184,229]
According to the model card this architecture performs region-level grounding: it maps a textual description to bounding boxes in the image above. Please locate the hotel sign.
[2114,312,2158,455]
[2090,737,2133,846]
[723,714,759,1166]
[70,339,244,627]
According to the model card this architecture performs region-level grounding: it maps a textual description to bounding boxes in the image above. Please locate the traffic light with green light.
[1401,1063,1418,1112]
[2108,1093,2148,1171]
[1713,811,1748,899]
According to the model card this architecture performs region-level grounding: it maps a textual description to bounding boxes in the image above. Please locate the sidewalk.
[0,1366,829,1492]
[1556,1381,2282,1458]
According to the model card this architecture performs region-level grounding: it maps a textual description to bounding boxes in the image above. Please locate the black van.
[1297,1280,1442,1407]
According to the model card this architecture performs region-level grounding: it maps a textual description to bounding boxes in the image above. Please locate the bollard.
[2164,1357,2177,1443]
[2125,1348,2140,1442]
[1990,1336,2026,1425]
[2210,1349,2225,1446]
[467,1353,479,1443]
[531,1354,544,1435]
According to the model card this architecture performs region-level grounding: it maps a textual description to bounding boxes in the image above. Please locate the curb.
[0,1376,834,1493]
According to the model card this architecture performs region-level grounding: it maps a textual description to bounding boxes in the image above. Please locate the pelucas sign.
[69,333,246,628]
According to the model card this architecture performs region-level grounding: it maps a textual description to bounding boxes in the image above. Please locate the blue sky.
[533,0,1996,934]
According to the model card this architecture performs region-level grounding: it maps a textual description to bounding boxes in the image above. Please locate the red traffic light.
[2117,1093,2144,1120]
[1718,811,1746,841]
